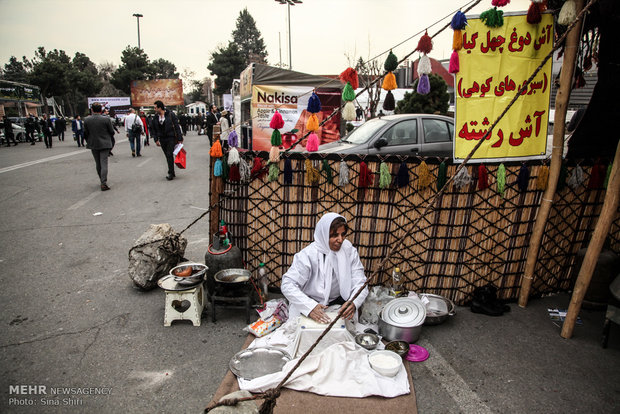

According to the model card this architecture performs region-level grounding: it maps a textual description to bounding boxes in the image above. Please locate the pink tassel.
[492,0,510,6]
[269,110,285,130]
[449,51,460,74]
[306,133,320,152]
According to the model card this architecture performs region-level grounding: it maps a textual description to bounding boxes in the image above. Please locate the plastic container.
[390,267,403,297]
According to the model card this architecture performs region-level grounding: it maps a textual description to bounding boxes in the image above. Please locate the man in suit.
[41,114,54,148]
[152,100,183,181]
[205,104,219,145]
[72,115,85,147]
[55,117,66,141]
[84,102,115,191]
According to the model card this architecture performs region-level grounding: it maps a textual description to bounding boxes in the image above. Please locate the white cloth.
[220,117,230,141]
[124,113,140,130]
[281,213,369,320]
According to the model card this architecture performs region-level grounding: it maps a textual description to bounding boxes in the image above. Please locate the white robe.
[281,213,369,320]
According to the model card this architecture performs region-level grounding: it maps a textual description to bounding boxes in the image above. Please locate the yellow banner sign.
[454,13,554,161]
[130,79,184,107]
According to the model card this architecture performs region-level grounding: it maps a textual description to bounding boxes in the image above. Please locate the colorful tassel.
[213,159,223,177]
[342,101,356,121]
[568,165,584,189]
[451,11,467,30]
[382,72,398,91]
[306,132,320,152]
[527,1,542,24]
[417,55,432,76]
[417,74,430,95]
[517,163,530,191]
[359,161,372,188]
[604,164,612,189]
[307,92,321,113]
[454,167,472,189]
[269,146,280,163]
[228,147,240,165]
[557,163,568,191]
[342,82,356,102]
[536,165,549,190]
[271,129,282,146]
[480,7,504,28]
[383,91,395,111]
[417,161,432,190]
[338,161,349,186]
[497,163,506,197]
[228,129,238,147]
[229,164,240,182]
[587,163,604,189]
[478,164,489,190]
[283,158,293,184]
[305,159,320,185]
[268,163,279,182]
[416,31,433,54]
[321,159,333,184]
[269,110,285,130]
[453,30,463,51]
[379,162,392,189]
[396,162,409,188]
[437,161,447,191]
[221,155,229,180]
[492,0,510,6]
[449,51,460,74]
[239,158,251,182]
[558,0,577,26]
[210,140,223,158]
[250,156,265,179]
[306,114,319,131]
[339,67,359,90]
[384,51,399,72]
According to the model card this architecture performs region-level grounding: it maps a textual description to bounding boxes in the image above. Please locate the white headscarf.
[311,212,353,304]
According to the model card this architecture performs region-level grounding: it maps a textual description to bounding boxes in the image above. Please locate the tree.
[356,57,382,119]
[66,52,102,116]
[110,46,151,94]
[149,58,179,79]
[1,56,30,83]
[208,42,246,96]
[232,8,268,66]
[29,47,72,114]
[395,74,450,115]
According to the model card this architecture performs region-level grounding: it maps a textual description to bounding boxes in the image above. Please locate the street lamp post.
[275,0,302,70]
[132,13,143,49]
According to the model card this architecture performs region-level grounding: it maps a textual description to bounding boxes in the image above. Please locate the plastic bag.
[244,299,289,337]
[360,285,394,324]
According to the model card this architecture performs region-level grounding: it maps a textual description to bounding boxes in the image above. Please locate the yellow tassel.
[536,165,549,190]
[382,72,397,91]
[453,30,463,51]
[305,159,320,185]
[417,161,432,190]
[306,113,319,131]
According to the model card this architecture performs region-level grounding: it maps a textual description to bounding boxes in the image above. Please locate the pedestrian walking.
[55,117,66,141]
[41,114,54,148]
[219,110,232,150]
[25,114,36,145]
[84,102,115,191]
[72,115,85,147]
[140,112,150,146]
[124,108,143,157]
[151,100,183,181]
[2,116,17,146]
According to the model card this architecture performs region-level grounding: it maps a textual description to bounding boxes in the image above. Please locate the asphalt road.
[0,128,618,413]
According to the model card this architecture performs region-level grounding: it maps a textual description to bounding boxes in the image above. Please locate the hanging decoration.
[517,163,530,191]
[321,159,333,184]
[480,7,504,28]
[491,0,510,6]
[604,164,612,189]
[268,163,279,182]
[339,67,359,89]
[221,154,229,180]
[382,51,399,111]
[415,33,433,95]
[379,162,392,189]
[239,157,251,183]
[417,161,432,190]
[210,139,223,158]
[568,164,585,189]
[557,163,568,191]
[213,159,223,177]
[527,0,544,24]
[269,111,284,160]
[250,156,265,180]
[305,159,320,185]
[359,161,373,188]
[396,163,409,188]
[338,160,349,186]
[228,147,240,165]
[306,132,320,152]
[454,167,472,189]
[437,161,447,191]
[229,164,240,182]
[449,11,467,74]
[587,162,604,189]
[341,81,357,122]
[558,0,577,26]
[477,164,489,190]
[228,129,239,148]
[305,91,321,142]
[536,165,549,190]
[283,158,293,185]
[497,163,506,197]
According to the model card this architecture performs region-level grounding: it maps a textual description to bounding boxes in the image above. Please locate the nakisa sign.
[454,13,554,162]
[256,90,299,105]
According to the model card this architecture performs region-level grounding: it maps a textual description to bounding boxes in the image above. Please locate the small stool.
[164,283,205,326]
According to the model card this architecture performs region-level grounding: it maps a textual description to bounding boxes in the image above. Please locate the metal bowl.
[385,340,410,357]
[419,293,456,325]
[169,262,207,285]
[355,333,380,350]
[214,268,251,284]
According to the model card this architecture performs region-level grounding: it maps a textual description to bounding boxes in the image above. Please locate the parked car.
[0,121,26,143]
[318,114,454,156]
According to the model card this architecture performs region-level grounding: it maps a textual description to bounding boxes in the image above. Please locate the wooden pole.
[518,0,586,308]
[561,142,620,338]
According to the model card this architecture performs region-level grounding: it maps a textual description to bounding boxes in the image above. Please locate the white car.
[0,121,26,143]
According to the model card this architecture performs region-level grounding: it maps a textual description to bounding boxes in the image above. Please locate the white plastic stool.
[164,283,204,326]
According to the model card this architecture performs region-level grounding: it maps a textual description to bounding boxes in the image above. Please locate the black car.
[318,114,455,156]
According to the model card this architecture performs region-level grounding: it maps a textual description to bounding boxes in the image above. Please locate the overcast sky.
[0,0,532,83]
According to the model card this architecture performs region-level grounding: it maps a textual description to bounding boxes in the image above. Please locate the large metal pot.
[419,293,456,325]
[378,297,426,343]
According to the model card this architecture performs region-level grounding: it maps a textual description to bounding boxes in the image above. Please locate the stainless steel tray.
[157,275,202,291]
[229,347,291,380]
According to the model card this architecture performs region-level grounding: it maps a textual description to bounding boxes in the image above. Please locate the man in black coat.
[84,102,115,191]
[25,114,36,145]
[205,104,219,145]
[41,114,54,148]
[151,100,183,181]
[55,117,66,141]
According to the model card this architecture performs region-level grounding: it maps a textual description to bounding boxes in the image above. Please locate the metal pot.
[419,293,456,325]
[378,297,426,343]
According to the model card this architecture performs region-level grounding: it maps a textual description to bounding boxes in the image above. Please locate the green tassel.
[557,163,568,191]
[321,159,333,184]
[379,162,392,189]
[497,163,506,197]
[384,50,399,72]
[604,164,612,189]
[222,154,229,180]
[271,129,282,146]
[480,7,504,28]
[437,161,447,191]
[268,163,279,182]
[342,82,356,102]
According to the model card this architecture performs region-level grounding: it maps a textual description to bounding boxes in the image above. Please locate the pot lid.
[381,297,426,327]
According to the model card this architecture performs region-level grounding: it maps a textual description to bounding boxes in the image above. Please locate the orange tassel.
[453,30,463,50]
[306,113,319,131]
[210,140,223,158]
[382,72,397,91]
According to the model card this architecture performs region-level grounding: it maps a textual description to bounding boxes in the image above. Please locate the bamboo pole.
[561,142,620,338]
[518,0,585,307]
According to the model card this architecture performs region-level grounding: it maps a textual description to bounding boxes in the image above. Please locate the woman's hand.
[339,301,356,320]
[308,304,330,324]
